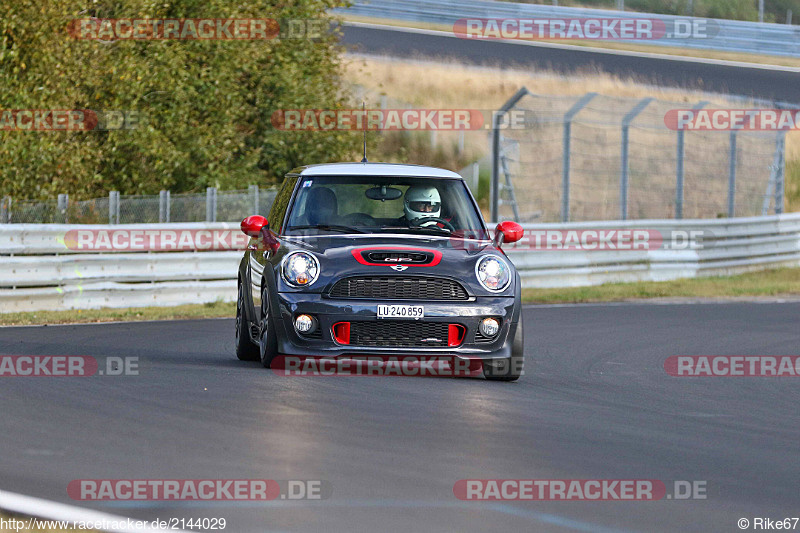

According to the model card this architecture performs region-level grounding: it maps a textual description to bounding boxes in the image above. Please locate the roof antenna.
[360,101,368,163]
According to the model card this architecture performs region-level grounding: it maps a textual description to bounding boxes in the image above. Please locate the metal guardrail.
[335,0,800,57]
[505,213,800,287]
[0,223,242,313]
[1,215,799,312]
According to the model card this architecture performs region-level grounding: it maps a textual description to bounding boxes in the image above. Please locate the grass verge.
[0,301,235,327]
[523,267,800,304]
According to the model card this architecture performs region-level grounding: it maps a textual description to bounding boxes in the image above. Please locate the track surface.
[341,24,800,104]
[1,302,799,532]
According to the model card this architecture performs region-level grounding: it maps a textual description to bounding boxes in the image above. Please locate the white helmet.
[404,186,441,223]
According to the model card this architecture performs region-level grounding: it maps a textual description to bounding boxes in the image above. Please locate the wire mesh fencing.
[0,186,277,224]
[491,90,787,223]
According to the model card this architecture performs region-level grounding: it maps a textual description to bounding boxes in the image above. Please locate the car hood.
[283,234,490,253]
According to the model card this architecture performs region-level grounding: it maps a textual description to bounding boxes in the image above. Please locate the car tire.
[484,320,524,382]
[259,285,279,368]
[235,281,260,361]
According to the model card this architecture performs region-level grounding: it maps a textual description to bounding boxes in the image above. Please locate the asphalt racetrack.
[341,23,800,104]
[1,302,799,532]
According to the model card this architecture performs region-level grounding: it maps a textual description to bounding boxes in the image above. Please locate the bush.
[0,0,359,200]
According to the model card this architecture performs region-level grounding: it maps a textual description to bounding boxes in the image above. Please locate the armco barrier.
[505,213,800,288]
[0,223,243,313]
[335,0,800,58]
[1,215,799,313]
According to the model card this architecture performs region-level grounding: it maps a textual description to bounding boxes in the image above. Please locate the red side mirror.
[494,221,524,246]
[241,215,268,237]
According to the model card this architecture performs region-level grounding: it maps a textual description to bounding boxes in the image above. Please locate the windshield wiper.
[289,224,365,234]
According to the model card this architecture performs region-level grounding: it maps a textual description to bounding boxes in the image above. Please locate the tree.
[0,0,358,200]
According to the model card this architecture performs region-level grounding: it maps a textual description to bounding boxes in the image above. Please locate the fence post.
[676,100,708,219]
[1,196,10,223]
[491,118,500,222]
[206,187,217,222]
[675,129,685,219]
[57,193,69,224]
[620,97,653,221]
[249,184,259,215]
[491,87,529,222]
[728,132,738,217]
[561,92,597,222]
[159,190,170,223]
[108,191,120,224]
[776,133,786,214]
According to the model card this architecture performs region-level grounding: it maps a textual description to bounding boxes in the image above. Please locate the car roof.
[287,162,463,179]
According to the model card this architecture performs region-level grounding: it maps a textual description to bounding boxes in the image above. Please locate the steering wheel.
[342,213,375,226]
[410,217,455,232]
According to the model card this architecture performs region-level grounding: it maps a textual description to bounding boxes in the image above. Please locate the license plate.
[377,304,424,320]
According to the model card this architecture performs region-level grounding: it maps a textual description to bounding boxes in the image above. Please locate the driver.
[403,186,442,227]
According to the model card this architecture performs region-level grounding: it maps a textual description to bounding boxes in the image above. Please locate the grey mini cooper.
[235,162,525,381]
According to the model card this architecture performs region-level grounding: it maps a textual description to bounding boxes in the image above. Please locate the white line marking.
[344,21,800,73]
[0,489,185,532]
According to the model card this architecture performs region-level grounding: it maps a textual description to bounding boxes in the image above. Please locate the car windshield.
[285,176,489,239]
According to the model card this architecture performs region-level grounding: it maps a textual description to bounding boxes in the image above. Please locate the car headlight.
[475,255,511,292]
[282,251,320,287]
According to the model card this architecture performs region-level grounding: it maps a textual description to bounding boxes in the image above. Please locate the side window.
[267,177,297,233]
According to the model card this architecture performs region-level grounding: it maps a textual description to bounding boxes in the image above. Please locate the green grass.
[523,267,800,303]
[0,300,235,327]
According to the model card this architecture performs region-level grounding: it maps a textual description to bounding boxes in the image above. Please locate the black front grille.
[329,277,469,301]
[348,321,451,347]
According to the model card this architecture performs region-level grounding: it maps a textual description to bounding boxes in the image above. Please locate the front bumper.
[270,292,519,360]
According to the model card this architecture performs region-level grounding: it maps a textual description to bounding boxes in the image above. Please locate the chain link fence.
[491,89,787,222]
[0,186,277,224]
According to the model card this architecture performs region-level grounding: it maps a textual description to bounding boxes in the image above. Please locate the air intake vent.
[329,277,469,301]
[342,321,465,347]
